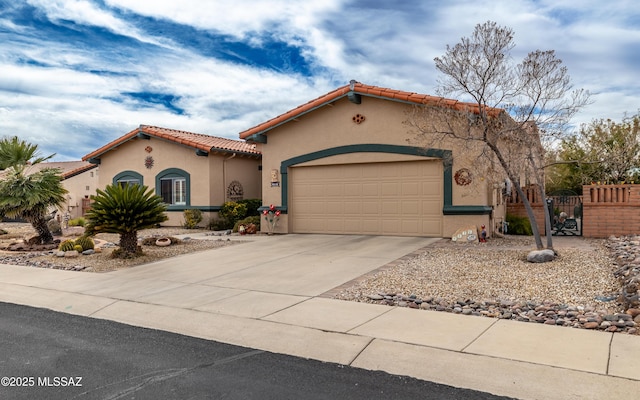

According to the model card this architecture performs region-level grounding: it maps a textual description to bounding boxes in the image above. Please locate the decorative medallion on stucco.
[227,180,244,201]
[454,168,472,186]
[352,114,365,124]
[145,146,153,153]
[144,156,154,169]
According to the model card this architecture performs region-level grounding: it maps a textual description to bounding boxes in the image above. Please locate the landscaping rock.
[527,249,556,263]
[64,251,79,258]
[451,225,478,243]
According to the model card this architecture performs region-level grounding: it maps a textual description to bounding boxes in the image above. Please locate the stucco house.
[239,81,511,237]
[82,125,261,226]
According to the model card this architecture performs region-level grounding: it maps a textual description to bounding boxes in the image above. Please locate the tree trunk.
[486,140,544,249]
[537,183,554,250]
[28,214,54,244]
[528,151,554,250]
[119,231,139,256]
[511,184,544,250]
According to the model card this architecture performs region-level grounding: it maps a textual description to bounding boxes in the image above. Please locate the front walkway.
[0,234,638,399]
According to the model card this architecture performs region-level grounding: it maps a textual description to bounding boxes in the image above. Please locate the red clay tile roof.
[239,81,503,140]
[83,125,260,161]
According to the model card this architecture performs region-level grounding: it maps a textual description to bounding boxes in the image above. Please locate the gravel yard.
[335,237,618,310]
[0,223,240,272]
[334,235,639,334]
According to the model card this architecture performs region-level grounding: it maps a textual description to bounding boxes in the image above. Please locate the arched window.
[156,168,190,207]
[113,171,143,187]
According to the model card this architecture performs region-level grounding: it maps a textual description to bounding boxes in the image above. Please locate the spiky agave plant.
[84,184,168,257]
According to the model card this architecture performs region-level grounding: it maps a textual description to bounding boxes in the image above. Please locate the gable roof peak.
[83,125,260,162]
[239,81,503,140]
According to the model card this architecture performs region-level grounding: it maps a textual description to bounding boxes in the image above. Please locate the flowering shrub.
[262,204,281,234]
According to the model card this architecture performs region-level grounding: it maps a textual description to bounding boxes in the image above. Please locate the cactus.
[73,244,83,253]
[75,236,94,251]
[59,239,76,252]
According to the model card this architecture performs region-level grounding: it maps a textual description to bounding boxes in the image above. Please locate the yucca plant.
[84,184,168,257]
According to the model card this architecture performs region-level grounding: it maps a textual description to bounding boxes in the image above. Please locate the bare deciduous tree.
[408,21,590,250]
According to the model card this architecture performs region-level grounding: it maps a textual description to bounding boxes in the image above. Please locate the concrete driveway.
[104,234,435,296]
[2,234,436,318]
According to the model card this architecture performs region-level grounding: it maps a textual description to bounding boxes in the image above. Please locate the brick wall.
[582,185,640,238]
[507,184,640,238]
[506,185,547,234]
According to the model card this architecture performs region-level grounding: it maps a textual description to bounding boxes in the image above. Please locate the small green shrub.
[218,201,248,230]
[68,217,86,227]
[206,218,226,231]
[506,214,533,235]
[237,199,262,216]
[59,239,76,251]
[182,209,203,229]
[75,236,94,251]
[233,215,261,232]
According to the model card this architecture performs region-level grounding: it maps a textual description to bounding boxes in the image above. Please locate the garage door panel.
[361,219,381,234]
[362,165,381,178]
[380,182,399,196]
[381,219,402,233]
[400,200,419,214]
[326,183,343,196]
[421,181,441,194]
[344,219,362,232]
[326,201,344,214]
[301,183,326,197]
[401,219,420,234]
[362,183,379,196]
[344,201,361,214]
[290,161,442,236]
[402,182,420,196]
[362,201,379,214]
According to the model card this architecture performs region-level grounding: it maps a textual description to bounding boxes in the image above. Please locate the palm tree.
[0,136,65,244]
[0,136,52,170]
[84,184,168,257]
[0,167,68,243]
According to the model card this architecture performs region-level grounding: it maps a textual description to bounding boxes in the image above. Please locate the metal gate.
[547,190,582,236]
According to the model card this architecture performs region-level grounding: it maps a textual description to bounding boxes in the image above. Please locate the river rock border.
[326,236,640,335]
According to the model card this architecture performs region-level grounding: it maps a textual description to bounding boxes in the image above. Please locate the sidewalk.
[0,234,638,399]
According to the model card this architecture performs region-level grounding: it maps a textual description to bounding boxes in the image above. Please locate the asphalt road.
[0,302,514,399]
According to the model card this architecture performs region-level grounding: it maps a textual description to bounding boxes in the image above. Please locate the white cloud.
[105,0,343,38]
[25,0,166,46]
[1,0,639,161]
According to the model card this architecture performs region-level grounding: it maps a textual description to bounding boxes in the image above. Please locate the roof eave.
[240,92,351,140]
[209,147,261,158]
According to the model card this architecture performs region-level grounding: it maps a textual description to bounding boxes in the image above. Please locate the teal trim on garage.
[279,144,455,210]
[278,144,492,216]
[443,205,493,215]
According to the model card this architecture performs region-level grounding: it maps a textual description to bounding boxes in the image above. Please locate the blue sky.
[1,0,638,160]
